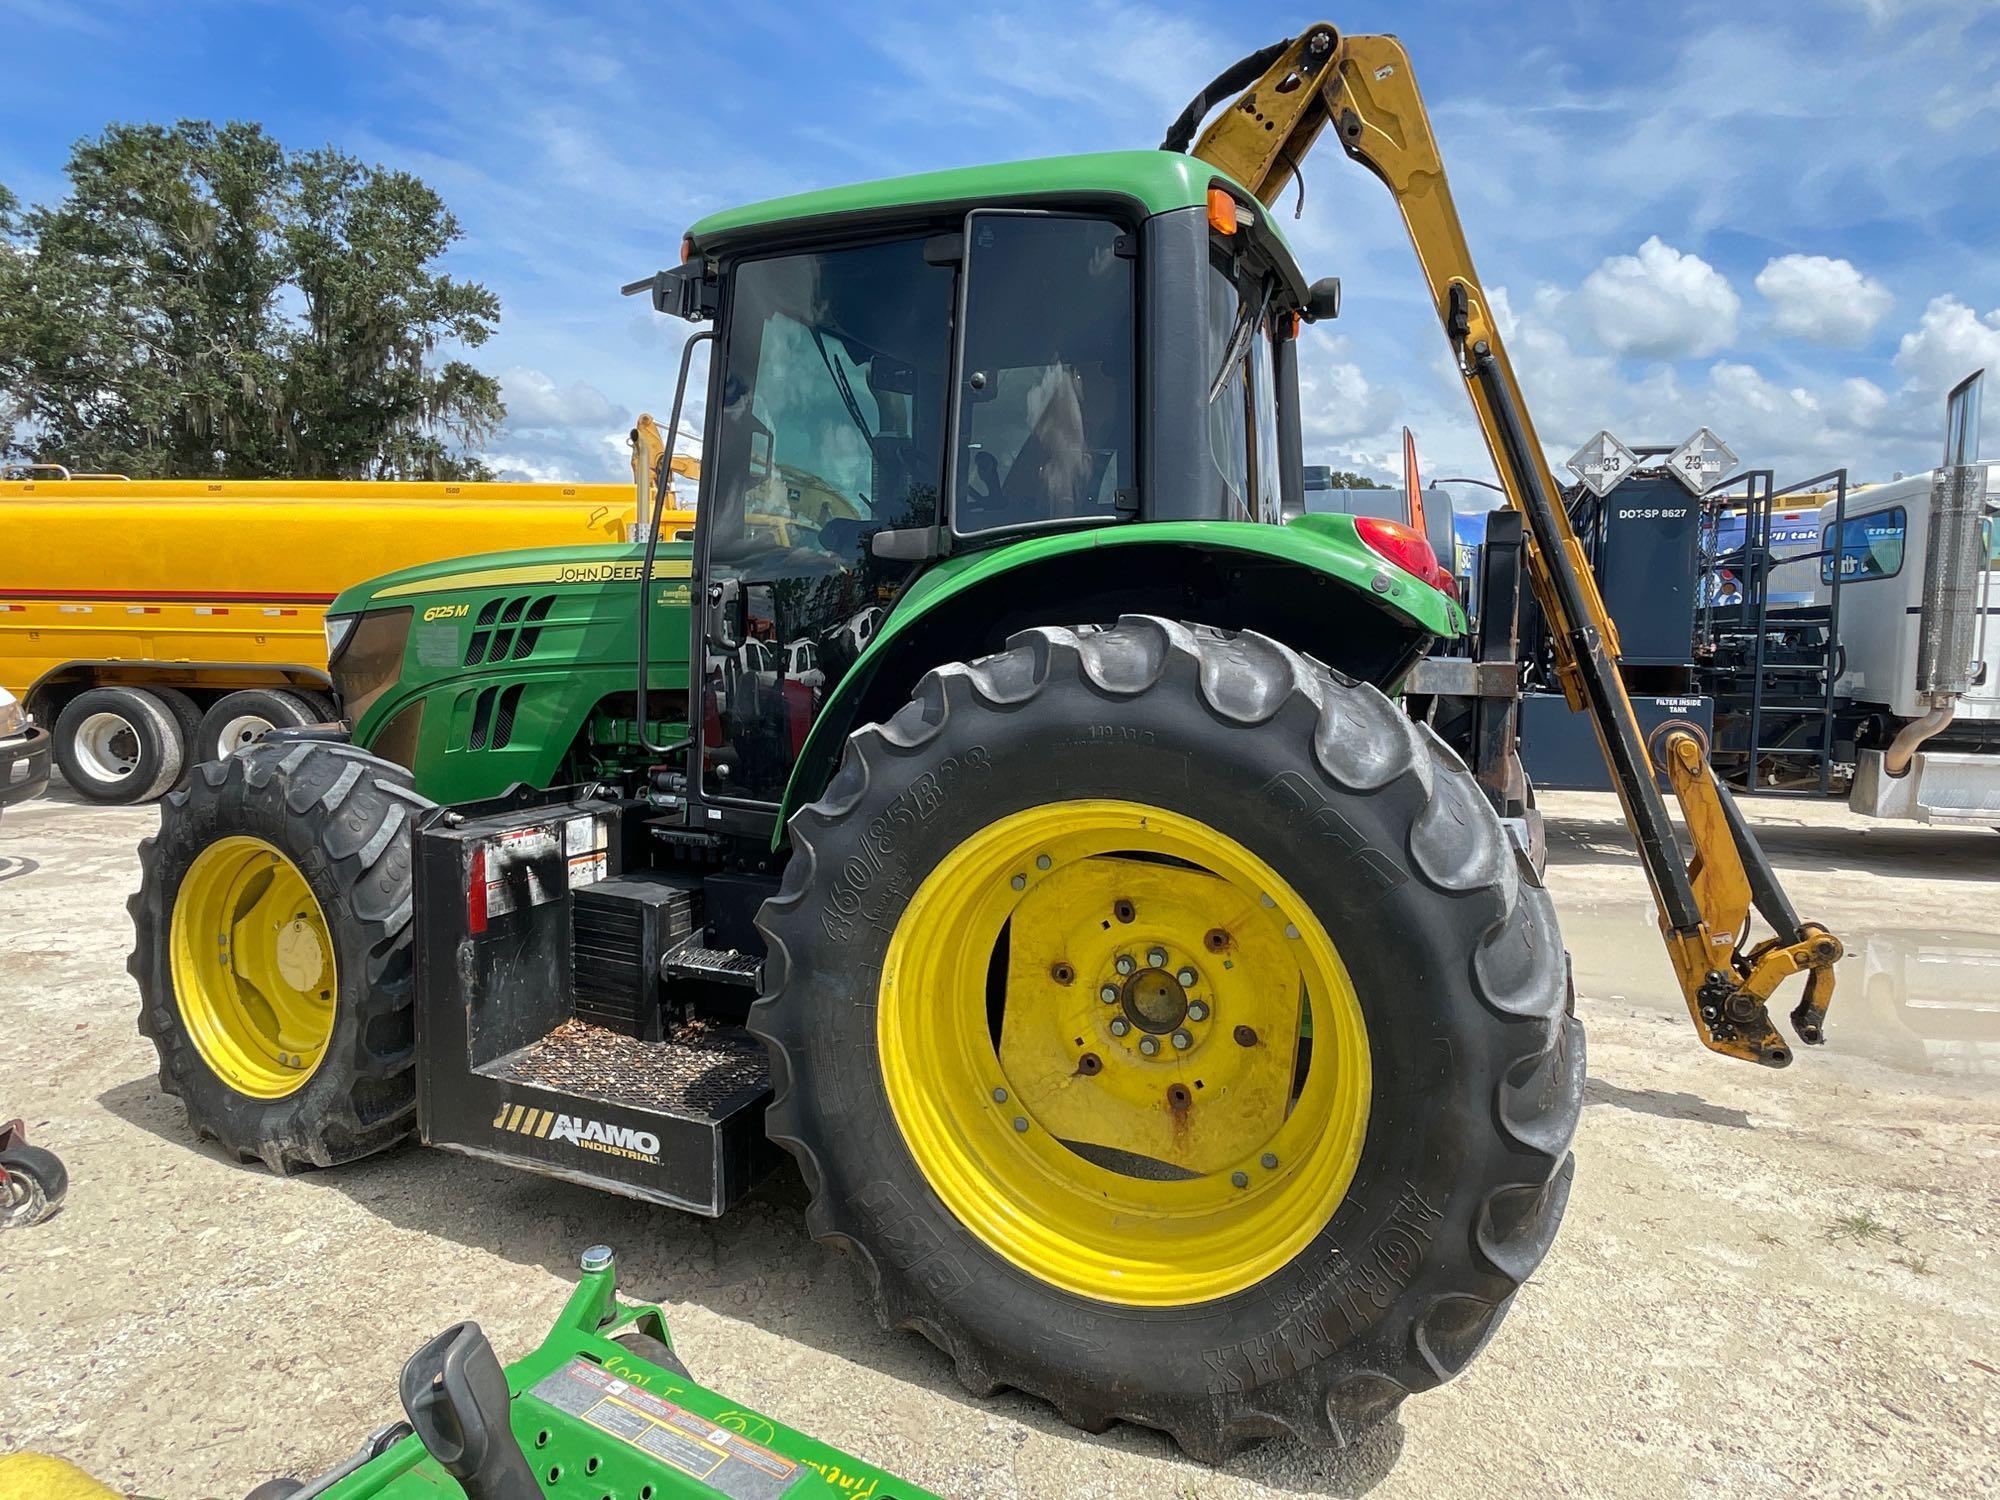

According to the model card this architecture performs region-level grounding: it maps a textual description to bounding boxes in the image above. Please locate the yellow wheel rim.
[878,800,1371,1307]
[169,836,338,1099]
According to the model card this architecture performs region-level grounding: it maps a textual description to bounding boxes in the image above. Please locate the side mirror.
[1303,276,1342,324]
[872,527,942,562]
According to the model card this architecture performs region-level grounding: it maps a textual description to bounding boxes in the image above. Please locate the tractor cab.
[642,153,1345,833]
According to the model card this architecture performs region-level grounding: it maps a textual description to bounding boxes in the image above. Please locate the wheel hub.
[169,836,338,1098]
[1120,965,1188,1033]
[876,800,1372,1306]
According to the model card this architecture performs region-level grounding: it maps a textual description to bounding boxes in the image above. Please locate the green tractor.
[130,41,1583,1460]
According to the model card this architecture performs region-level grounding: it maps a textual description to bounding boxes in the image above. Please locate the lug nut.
[1176,966,1197,987]
[1187,1000,1210,1022]
[1010,873,1026,890]
[1230,1171,1250,1189]
[1099,984,1120,1004]
[1260,1152,1279,1169]
[1171,1030,1192,1051]
[1138,1035,1160,1056]
[1146,947,1168,968]
[1035,854,1052,870]
[992,1087,1008,1103]
[1115,954,1136,975]
[1012,1116,1029,1133]
[1109,1018,1130,1037]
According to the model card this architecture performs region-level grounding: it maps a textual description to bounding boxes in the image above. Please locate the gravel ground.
[1,781,1995,1498]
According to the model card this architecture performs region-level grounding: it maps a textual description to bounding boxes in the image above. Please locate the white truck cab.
[1822,465,2000,824]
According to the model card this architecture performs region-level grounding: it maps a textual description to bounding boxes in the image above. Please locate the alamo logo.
[492,1102,661,1163]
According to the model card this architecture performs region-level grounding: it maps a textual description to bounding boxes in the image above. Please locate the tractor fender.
[776,515,1466,837]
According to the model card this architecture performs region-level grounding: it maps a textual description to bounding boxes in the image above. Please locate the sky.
[5,0,2000,501]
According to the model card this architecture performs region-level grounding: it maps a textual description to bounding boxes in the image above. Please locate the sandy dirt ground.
[1,780,1995,1499]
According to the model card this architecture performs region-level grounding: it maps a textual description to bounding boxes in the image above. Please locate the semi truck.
[1506,376,2000,828]
[0,467,690,804]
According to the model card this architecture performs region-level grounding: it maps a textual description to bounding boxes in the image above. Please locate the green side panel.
[774,517,1467,834]
[320,1262,942,1499]
[896,514,1465,636]
[339,543,691,805]
[686,149,1287,254]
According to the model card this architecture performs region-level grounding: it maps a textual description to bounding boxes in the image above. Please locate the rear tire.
[128,739,426,1171]
[752,617,1582,1460]
[52,686,184,803]
[196,689,318,765]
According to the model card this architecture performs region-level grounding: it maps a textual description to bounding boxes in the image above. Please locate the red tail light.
[467,845,488,935]
[1355,515,1455,598]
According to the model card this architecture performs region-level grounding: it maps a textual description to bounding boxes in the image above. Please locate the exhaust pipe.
[1883,700,1955,778]
[1889,370,1988,778]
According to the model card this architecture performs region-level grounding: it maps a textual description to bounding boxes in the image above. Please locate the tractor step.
[412,791,778,1217]
[661,942,764,988]
[455,1017,776,1217]
[485,1017,768,1115]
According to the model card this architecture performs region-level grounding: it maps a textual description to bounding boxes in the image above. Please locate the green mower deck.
[304,1248,937,1500]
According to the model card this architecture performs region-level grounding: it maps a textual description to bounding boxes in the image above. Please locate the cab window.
[1206,252,1280,521]
[1821,507,1906,583]
[954,213,1134,534]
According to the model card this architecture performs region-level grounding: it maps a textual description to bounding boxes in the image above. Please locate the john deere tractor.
[130,26,1837,1462]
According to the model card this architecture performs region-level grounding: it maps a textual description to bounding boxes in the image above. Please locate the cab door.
[694,235,955,809]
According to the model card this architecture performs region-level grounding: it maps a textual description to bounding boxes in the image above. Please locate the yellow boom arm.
[1183,24,1840,1065]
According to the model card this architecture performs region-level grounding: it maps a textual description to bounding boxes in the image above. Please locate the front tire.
[752,617,1583,1459]
[128,739,427,1171]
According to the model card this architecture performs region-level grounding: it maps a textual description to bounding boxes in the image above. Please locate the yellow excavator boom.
[1181,24,1840,1065]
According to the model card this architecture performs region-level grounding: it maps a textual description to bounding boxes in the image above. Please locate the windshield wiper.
[1207,282,1271,405]
[810,327,873,443]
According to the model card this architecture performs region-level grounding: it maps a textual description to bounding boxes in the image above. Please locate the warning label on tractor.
[530,1358,806,1498]
[564,813,609,889]
[482,823,561,918]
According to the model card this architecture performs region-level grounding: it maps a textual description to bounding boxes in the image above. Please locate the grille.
[468,683,525,750]
[465,594,556,666]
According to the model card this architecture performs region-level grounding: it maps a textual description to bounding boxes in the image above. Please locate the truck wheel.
[752,617,1582,1460]
[197,689,320,765]
[127,739,427,1171]
[149,686,205,788]
[52,686,184,803]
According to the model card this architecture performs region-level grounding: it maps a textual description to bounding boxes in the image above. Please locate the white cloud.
[1572,237,1741,360]
[1754,255,1894,345]
[1295,339,1398,451]
[499,367,624,431]
[1891,295,2000,394]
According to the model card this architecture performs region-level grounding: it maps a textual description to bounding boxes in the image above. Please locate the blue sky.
[5,0,1999,492]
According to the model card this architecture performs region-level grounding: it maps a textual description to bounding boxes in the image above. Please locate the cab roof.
[684,149,1292,257]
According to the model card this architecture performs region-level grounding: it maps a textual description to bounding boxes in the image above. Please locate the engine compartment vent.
[464,594,557,666]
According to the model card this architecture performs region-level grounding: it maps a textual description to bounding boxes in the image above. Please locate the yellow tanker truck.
[0,464,689,803]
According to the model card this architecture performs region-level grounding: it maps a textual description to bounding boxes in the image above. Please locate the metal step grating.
[482,1018,768,1119]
